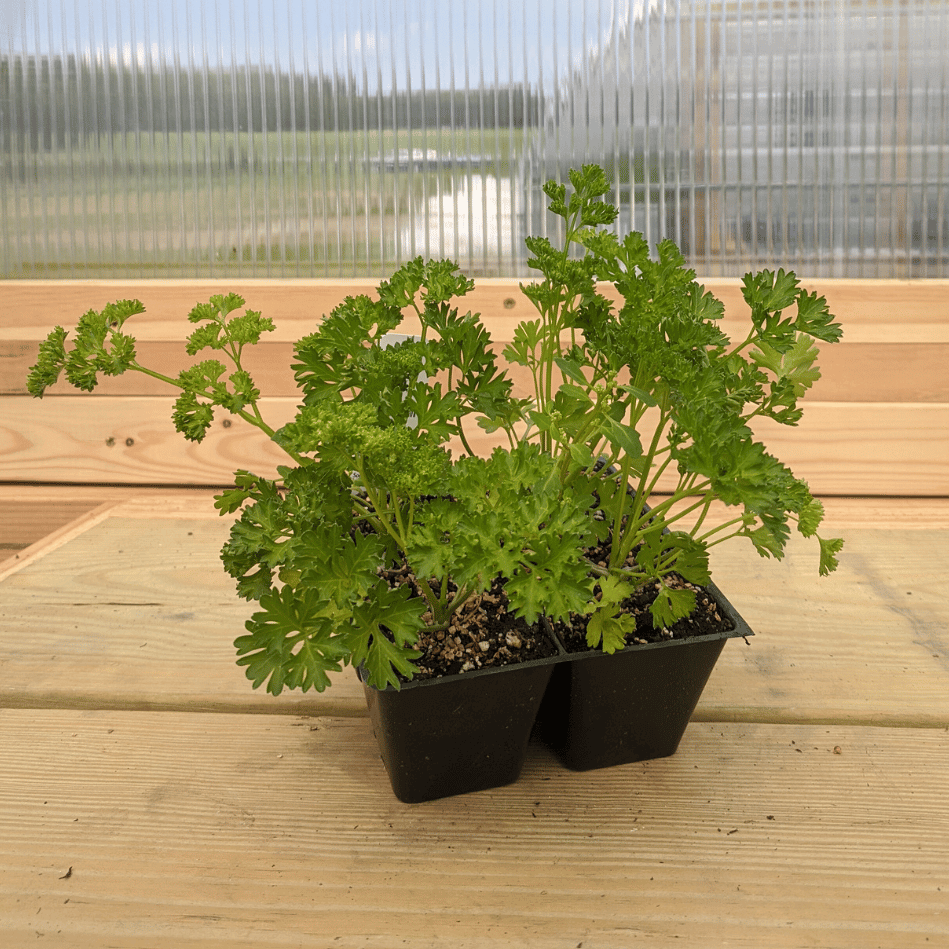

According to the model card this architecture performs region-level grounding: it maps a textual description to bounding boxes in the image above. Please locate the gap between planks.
[3,690,949,732]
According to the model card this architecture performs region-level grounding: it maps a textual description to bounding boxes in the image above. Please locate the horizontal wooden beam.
[5,338,947,402]
[3,277,949,342]
[3,395,946,495]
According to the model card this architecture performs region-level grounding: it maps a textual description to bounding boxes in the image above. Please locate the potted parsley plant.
[504,165,844,769]
[26,162,844,796]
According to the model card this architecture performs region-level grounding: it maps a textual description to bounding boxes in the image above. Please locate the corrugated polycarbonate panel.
[1,0,947,278]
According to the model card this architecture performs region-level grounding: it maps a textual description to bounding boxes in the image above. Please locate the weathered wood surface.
[0,711,946,949]
[0,494,948,946]
[2,496,948,725]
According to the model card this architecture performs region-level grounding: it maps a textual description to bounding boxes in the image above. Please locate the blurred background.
[2,0,947,279]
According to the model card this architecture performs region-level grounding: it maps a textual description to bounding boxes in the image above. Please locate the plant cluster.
[28,164,843,693]
[507,165,844,650]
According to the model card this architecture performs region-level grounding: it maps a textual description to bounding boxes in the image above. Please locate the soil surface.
[380,567,559,681]
[548,573,735,654]
[548,517,737,652]
[361,481,738,680]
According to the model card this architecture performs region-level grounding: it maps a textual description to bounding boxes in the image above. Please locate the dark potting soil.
[379,566,558,681]
[550,468,738,653]
[548,572,735,654]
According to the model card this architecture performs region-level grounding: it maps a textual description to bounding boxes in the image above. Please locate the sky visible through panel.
[1,0,648,93]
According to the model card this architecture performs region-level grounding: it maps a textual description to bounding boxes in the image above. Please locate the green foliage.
[515,162,845,635]
[26,300,146,395]
[26,163,847,698]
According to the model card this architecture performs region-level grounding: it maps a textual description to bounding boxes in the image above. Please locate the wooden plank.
[6,337,947,402]
[745,402,949,496]
[810,342,949,402]
[7,486,949,529]
[1,339,298,397]
[0,710,946,948]
[3,395,946,494]
[3,277,949,343]
[0,498,101,550]
[0,513,366,716]
[1,503,947,725]
[701,528,949,727]
[0,395,301,485]
[0,487,217,572]
[697,277,949,343]
[0,500,120,582]
[3,279,948,405]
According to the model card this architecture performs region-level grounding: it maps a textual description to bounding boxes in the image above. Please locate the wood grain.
[0,498,102,550]
[2,507,947,726]
[0,710,946,949]
[4,277,949,342]
[0,514,361,716]
[4,279,947,496]
[3,395,946,494]
[0,395,301,485]
[0,500,120,582]
[3,276,948,948]
[7,338,947,402]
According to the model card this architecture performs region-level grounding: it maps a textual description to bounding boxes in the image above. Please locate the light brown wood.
[0,487,947,944]
[1,340,299,397]
[0,498,102,550]
[0,500,121,582]
[701,528,949,727]
[0,511,365,716]
[5,485,949,527]
[3,394,946,494]
[1,710,947,949]
[2,500,947,726]
[4,278,947,499]
[7,337,947,402]
[4,276,949,340]
[0,395,300,485]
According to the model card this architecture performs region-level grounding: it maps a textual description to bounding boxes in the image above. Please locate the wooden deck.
[2,277,948,945]
[1,489,947,948]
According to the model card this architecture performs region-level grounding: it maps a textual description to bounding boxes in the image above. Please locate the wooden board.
[1,710,946,949]
[0,498,102,551]
[2,498,947,726]
[0,513,360,716]
[6,337,949,402]
[3,394,947,494]
[4,277,949,342]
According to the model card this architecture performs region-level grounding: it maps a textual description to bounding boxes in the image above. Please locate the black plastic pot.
[360,641,562,803]
[536,580,752,771]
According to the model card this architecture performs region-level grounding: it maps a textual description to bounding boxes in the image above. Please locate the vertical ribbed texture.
[0,0,947,278]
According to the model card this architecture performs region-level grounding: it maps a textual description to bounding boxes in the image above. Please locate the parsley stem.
[697,516,749,544]
[456,419,475,456]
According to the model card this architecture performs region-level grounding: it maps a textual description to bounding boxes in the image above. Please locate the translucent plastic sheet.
[2,0,946,278]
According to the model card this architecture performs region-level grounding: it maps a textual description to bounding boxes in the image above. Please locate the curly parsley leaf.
[28,300,146,393]
[26,326,69,396]
[172,391,215,441]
